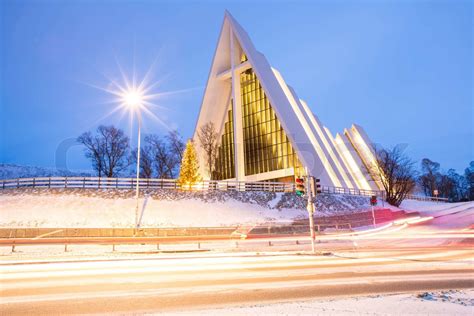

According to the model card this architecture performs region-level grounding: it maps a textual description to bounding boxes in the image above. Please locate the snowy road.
[1,245,472,314]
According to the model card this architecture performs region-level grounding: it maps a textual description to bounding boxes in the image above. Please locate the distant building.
[194,12,383,191]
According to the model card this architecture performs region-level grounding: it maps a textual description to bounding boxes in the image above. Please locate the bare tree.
[166,130,185,162]
[165,130,185,177]
[371,145,417,207]
[146,135,173,178]
[78,125,130,177]
[130,146,153,178]
[465,161,474,201]
[77,132,104,177]
[449,169,469,202]
[419,158,440,196]
[418,159,470,201]
[197,122,219,178]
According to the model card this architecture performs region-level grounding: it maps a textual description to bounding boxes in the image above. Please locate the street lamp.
[122,88,144,233]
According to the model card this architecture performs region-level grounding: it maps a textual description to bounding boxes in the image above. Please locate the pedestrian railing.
[0,177,294,193]
[404,194,449,202]
[318,185,385,198]
[0,177,447,202]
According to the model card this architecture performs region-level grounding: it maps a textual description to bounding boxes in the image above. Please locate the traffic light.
[314,178,322,194]
[309,177,322,196]
[295,178,305,196]
[370,195,377,206]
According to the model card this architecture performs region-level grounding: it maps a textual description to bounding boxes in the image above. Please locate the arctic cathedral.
[194,12,383,191]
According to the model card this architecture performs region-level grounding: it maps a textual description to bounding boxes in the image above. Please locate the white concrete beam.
[230,29,245,181]
[216,61,251,80]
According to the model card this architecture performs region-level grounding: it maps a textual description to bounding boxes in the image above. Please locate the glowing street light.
[121,88,144,233]
[123,90,143,108]
[90,59,180,231]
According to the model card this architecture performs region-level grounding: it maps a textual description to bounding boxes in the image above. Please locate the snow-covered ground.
[167,290,474,315]
[0,191,299,228]
[399,199,474,229]
[0,188,371,228]
[1,187,472,228]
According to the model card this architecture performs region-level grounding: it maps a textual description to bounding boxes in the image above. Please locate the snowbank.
[0,191,299,228]
[3,188,470,229]
[176,290,474,315]
[400,200,474,229]
[0,188,370,228]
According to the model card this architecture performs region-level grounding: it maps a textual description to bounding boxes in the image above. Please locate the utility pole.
[305,167,316,254]
[134,113,142,236]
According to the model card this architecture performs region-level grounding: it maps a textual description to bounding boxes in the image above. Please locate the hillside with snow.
[399,199,474,229]
[0,188,372,228]
[2,186,472,229]
[0,164,92,180]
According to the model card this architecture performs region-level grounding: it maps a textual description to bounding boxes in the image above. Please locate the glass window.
[213,104,235,180]
[236,68,304,178]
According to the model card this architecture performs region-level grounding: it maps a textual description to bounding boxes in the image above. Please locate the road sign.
[370,195,377,206]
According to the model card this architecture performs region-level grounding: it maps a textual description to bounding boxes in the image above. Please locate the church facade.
[194,12,382,191]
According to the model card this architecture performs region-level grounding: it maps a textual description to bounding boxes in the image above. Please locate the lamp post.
[122,90,144,233]
[135,112,142,230]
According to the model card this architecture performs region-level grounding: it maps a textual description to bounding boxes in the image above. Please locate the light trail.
[32,230,63,240]
[0,246,472,314]
[2,248,471,282]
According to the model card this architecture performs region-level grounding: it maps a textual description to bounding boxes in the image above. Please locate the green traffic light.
[296,190,304,196]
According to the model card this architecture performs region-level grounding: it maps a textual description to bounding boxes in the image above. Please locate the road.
[1,216,473,314]
[1,242,473,314]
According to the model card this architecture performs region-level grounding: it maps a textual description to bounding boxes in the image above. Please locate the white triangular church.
[194,11,382,191]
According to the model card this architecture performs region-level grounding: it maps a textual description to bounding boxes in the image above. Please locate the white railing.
[0,177,448,201]
[319,185,385,198]
[404,194,449,202]
[0,177,294,193]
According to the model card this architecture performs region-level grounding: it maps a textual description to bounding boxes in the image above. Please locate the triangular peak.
[193,12,382,192]
[194,12,317,181]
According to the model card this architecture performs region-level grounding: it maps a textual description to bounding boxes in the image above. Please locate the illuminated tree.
[177,140,201,189]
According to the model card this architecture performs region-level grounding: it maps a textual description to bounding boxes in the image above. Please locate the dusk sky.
[1,0,472,174]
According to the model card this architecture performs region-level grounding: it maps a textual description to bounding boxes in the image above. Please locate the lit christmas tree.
[178,140,201,189]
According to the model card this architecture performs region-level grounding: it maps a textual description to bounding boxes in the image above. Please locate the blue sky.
[0,0,472,174]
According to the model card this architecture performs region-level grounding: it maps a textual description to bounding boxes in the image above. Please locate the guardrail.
[0,227,239,239]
